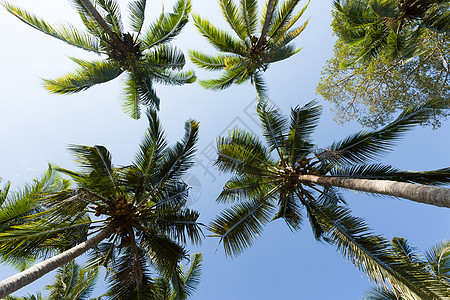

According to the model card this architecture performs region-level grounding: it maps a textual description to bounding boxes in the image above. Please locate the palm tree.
[363,238,450,299]
[2,0,196,119]
[189,0,309,98]
[0,110,202,298]
[333,0,450,64]
[209,100,450,299]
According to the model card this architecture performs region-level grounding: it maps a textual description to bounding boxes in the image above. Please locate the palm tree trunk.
[257,0,276,46]
[79,0,127,52]
[0,225,115,298]
[298,175,450,208]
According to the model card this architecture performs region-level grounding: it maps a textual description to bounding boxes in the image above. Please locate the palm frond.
[140,0,191,49]
[271,18,308,49]
[198,67,249,90]
[96,0,123,35]
[139,229,187,277]
[257,100,288,159]
[153,208,202,246]
[324,101,440,165]
[192,14,245,55]
[268,0,308,39]
[215,129,275,176]
[151,69,196,86]
[363,287,401,300]
[240,0,258,36]
[128,67,161,114]
[133,109,168,185]
[309,197,446,299]
[330,164,450,186]
[105,246,156,300]
[286,100,321,163]
[208,191,277,257]
[43,58,122,94]
[425,240,450,282]
[67,145,120,198]
[188,51,231,71]
[145,45,187,70]
[218,175,279,203]
[273,192,303,231]
[157,120,199,183]
[2,2,100,53]
[252,72,268,100]
[182,253,203,298]
[220,0,247,40]
[128,0,147,35]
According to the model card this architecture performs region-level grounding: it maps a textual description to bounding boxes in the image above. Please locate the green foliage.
[210,100,450,298]
[2,0,196,118]
[0,168,71,271]
[317,0,450,128]
[363,239,450,299]
[0,111,202,298]
[190,0,309,98]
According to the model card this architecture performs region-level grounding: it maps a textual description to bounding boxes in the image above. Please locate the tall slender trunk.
[298,175,450,208]
[257,0,276,47]
[0,225,115,298]
[79,0,128,52]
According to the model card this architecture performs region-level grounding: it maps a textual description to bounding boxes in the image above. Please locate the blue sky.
[0,0,449,299]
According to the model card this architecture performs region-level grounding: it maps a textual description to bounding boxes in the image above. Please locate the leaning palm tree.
[189,0,309,98]
[363,238,450,299]
[0,110,202,298]
[2,0,196,119]
[333,0,450,64]
[210,100,450,299]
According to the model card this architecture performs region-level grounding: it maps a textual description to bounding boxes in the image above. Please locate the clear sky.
[0,0,449,299]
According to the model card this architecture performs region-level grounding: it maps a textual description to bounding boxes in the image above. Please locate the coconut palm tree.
[189,0,309,98]
[363,238,450,299]
[2,0,196,119]
[333,0,450,64]
[209,100,450,299]
[0,110,202,298]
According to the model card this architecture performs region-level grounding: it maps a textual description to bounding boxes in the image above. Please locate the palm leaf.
[43,59,122,94]
[188,51,230,71]
[240,0,258,36]
[425,240,450,282]
[67,145,120,198]
[308,196,445,299]
[286,100,321,163]
[192,14,246,55]
[96,0,123,35]
[182,253,203,298]
[198,67,249,90]
[140,0,191,49]
[330,164,450,186]
[2,2,100,53]
[257,100,288,159]
[208,194,277,256]
[324,101,440,165]
[215,129,275,176]
[218,175,279,204]
[268,0,307,38]
[128,0,147,35]
[220,0,247,40]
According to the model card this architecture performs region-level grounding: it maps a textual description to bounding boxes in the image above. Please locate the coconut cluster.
[93,196,135,218]
[108,33,143,66]
[295,156,321,176]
